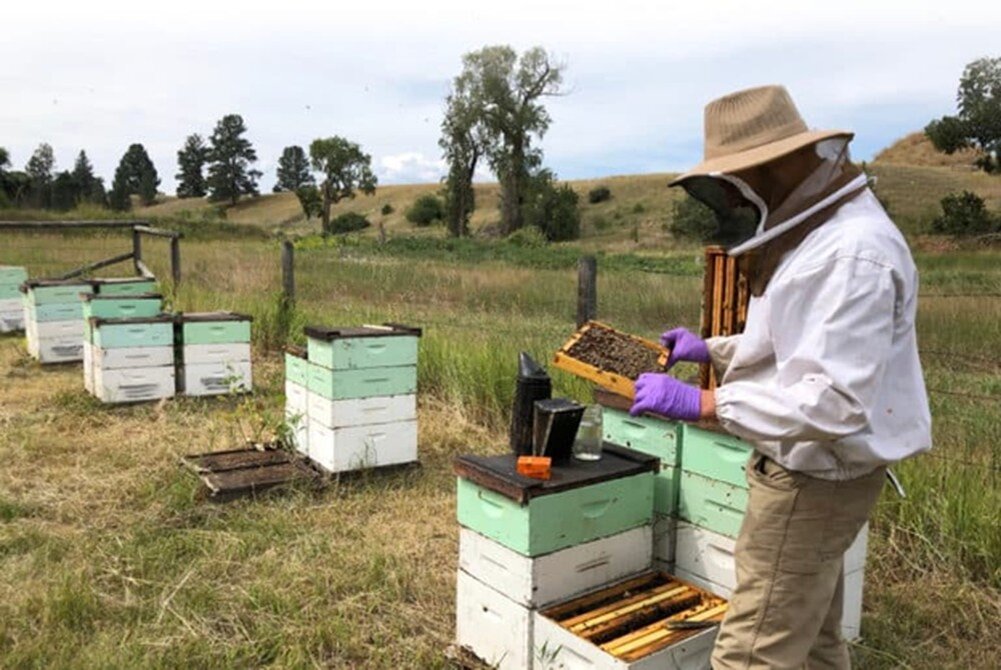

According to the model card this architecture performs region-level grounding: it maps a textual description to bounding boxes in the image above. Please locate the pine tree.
[25,143,55,208]
[109,144,160,207]
[206,114,262,205]
[274,145,314,192]
[71,150,105,204]
[175,134,209,198]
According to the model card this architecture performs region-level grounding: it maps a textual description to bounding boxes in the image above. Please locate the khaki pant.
[711,453,885,670]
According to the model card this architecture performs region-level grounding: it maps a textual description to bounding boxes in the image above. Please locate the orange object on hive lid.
[517,456,552,480]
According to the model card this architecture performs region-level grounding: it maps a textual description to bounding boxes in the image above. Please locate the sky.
[3,1,1000,194]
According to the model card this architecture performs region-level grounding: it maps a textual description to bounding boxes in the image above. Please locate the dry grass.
[872,132,982,169]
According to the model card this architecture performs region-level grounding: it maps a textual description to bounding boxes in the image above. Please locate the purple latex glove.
[660,327,710,369]
[630,373,702,421]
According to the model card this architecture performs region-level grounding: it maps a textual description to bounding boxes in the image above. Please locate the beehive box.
[177,312,253,396]
[21,279,93,363]
[285,346,310,458]
[0,266,28,333]
[88,315,176,403]
[92,277,158,296]
[533,571,727,670]
[553,321,669,400]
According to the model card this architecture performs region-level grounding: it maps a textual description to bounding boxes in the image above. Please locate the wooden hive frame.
[699,247,749,390]
[552,320,669,400]
[539,571,728,663]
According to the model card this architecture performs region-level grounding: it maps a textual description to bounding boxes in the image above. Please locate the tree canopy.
[308,136,377,230]
[926,56,1001,173]
[207,114,262,205]
[441,45,565,235]
[176,134,210,198]
[108,143,159,210]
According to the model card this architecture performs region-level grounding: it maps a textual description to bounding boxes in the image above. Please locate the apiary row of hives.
[284,325,421,474]
[0,266,27,333]
[84,307,253,403]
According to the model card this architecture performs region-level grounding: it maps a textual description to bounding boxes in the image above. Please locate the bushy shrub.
[295,186,322,220]
[505,225,547,248]
[667,195,718,241]
[381,203,394,216]
[405,194,445,226]
[325,211,371,234]
[932,191,997,236]
[523,169,581,242]
[588,185,612,204]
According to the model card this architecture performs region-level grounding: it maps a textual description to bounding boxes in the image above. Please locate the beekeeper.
[630,85,931,669]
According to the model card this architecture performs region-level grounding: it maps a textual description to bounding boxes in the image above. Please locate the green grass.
[2,216,1001,667]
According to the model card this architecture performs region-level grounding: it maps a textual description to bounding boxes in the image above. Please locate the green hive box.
[0,284,22,301]
[26,302,83,322]
[90,317,175,349]
[82,295,162,320]
[304,325,421,370]
[27,282,93,305]
[307,362,416,401]
[180,313,252,345]
[654,465,681,516]
[456,472,654,556]
[680,424,753,489]
[0,266,28,285]
[677,471,748,538]
[285,350,309,386]
[603,408,680,466]
[95,279,158,296]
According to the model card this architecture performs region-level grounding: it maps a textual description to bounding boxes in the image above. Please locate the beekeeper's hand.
[660,328,710,369]
[630,373,704,422]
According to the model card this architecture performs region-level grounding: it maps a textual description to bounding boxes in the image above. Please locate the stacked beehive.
[0,265,27,333]
[177,312,253,396]
[82,291,165,395]
[88,313,176,403]
[602,406,869,641]
[301,325,420,473]
[22,279,94,363]
[454,451,657,670]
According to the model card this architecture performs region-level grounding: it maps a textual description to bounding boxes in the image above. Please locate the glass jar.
[573,404,603,461]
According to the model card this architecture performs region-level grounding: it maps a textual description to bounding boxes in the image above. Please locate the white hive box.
[653,514,677,566]
[182,342,252,366]
[181,361,253,396]
[458,525,653,610]
[0,297,24,333]
[456,569,534,670]
[307,392,416,430]
[284,347,310,458]
[93,365,176,403]
[673,521,868,641]
[307,419,417,473]
[94,345,174,370]
[82,341,94,392]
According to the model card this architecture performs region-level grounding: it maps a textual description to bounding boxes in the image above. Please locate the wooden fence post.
[170,236,181,289]
[281,240,295,306]
[577,255,597,327]
[131,226,142,274]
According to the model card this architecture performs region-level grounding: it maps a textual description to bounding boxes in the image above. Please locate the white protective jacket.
[707,188,932,480]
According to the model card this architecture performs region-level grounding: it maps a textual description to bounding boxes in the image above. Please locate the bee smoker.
[510,352,552,456]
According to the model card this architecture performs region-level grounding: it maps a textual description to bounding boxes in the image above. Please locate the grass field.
[2,222,1000,668]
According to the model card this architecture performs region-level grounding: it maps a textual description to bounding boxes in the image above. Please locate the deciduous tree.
[447,46,564,234]
[25,143,55,208]
[207,114,262,205]
[107,144,159,208]
[308,137,377,229]
[926,56,1001,173]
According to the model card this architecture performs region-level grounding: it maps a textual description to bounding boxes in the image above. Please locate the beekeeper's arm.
[714,257,896,442]
[706,335,741,377]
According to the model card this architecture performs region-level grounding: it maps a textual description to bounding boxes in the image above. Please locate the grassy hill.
[135,161,1001,244]
[872,131,982,168]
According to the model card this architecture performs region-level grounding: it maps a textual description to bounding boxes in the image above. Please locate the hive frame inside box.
[552,321,669,400]
[533,571,727,670]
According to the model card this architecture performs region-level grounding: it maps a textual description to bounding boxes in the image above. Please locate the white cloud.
[379,152,446,184]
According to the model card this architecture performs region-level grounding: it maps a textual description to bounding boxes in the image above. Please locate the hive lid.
[89,314,175,327]
[304,323,422,341]
[82,293,163,302]
[22,278,94,289]
[284,344,307,359]
[92,277,157,285]
[453,443,658,504]
[176,311,253,323]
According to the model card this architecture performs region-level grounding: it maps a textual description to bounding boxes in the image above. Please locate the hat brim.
[668,129,854,187]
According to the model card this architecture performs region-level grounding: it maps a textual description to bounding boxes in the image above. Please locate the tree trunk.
[321,181,332,230]
[500,142,526,235]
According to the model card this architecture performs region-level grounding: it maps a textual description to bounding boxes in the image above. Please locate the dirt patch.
[565,326,664,380]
